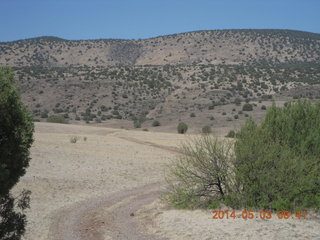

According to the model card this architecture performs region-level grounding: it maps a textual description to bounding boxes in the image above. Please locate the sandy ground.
[138,201,320,240]
[12,122,320,240]
[13,122,184,239]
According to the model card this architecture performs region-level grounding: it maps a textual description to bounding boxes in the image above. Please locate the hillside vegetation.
[1,30,320,67]
[14,63,320,123]
[1,29,320,128]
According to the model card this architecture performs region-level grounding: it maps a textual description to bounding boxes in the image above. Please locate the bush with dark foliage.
[0,67,34,240]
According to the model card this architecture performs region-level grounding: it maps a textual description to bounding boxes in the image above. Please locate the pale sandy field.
[12,122,320,240]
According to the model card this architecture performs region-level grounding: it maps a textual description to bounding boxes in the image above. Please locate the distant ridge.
[1,29,319,67]
[2,29,320,43]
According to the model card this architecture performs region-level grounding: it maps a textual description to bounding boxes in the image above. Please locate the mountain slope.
[1,29,320,67]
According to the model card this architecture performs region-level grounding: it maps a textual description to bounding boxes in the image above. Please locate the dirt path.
[51,182,166,240]
[50,136,179,240]
[117,136,181,154]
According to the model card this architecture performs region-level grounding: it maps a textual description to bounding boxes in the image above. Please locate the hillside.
[1,29,320,132]
[15,63,320,126]
[1,29,320,67]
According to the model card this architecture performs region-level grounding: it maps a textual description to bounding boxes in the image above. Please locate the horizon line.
[1,28,320,43]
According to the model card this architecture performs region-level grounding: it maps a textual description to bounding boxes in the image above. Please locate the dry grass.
[13,122,183,240]
[12,122,320,240]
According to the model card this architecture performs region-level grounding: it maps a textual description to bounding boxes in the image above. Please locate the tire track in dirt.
[117,136,181,154]
[51,183,166,240]
[51,135,180,240]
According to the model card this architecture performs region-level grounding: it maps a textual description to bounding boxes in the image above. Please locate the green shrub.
[133,120,141,128]
[234,98,241,106]
[70,136,80,143]
[226,130,236,138]
[242,103,253,111]
[152,120,160,127]
[177,122,188,134]
[163,136,235,209]
[261,105,267,110]
[47,115,68,124]
[165,100,320,211]
[40,110,49,118]
[234,101,320,210]
[202,125,212,134]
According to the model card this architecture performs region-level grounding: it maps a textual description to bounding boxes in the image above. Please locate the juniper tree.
[0,67,34,240]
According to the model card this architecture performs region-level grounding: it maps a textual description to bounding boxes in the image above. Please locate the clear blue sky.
[1,0,319,42]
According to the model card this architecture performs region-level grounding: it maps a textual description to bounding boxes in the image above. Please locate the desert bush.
[70,136,80,143]
[152,120,160,127]
[177,122,188,134]
[165,100,320,211]
[190,113,196,117]
[47,115,68,124]
[40,110,49,118]
[226,130,236,138]
[133,120,141,128]
[261,105,266,110]
[234,98,241,106]
[163,136,235,209]
[242,103,253,111]
[201,125,212,134]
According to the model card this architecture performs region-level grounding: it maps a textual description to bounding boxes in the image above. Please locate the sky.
[1,0,320,42]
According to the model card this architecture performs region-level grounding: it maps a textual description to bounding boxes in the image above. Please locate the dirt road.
[51,183,165,240]
[48,129,181,240]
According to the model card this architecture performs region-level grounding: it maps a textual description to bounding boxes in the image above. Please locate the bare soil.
[12,122,320,240]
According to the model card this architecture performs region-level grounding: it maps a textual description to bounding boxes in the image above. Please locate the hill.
[1,29,320,133]
[1,29,320,67]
